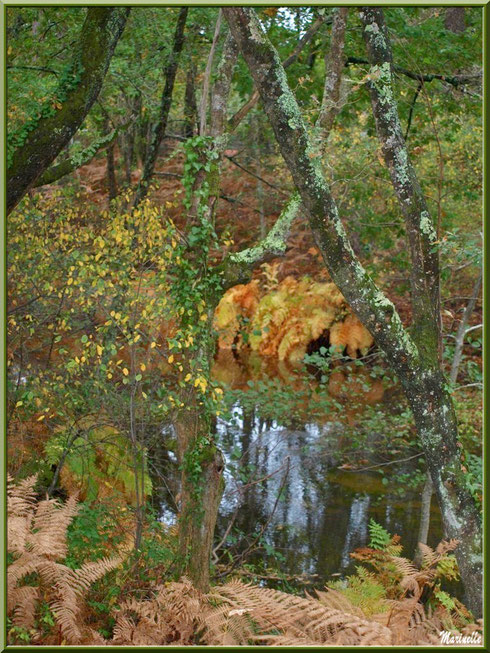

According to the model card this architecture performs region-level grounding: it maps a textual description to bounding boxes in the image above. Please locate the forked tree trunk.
[223,6,482,618]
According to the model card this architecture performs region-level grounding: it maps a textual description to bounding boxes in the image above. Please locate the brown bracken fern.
[8,478,482,646]
[7,475,123,644]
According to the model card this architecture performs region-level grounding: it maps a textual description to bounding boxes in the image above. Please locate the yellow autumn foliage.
[214,276,374,363]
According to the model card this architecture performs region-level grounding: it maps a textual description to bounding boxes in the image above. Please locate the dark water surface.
[153,401,450,593]
[213,406,444,586]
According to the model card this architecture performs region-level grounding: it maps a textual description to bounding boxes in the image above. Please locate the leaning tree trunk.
[7,7,130,214]
[223,6,482,617]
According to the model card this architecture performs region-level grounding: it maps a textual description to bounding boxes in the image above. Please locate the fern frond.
[9,586,39,630]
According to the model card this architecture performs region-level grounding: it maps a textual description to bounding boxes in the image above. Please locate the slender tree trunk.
[133,7,188,207]
[224,6,482,617]
[7,7,130,214]
[414,473,433,566]
[317,8,348,135]
[104,118,118,201]
[450,269,482,385]
[184,62,198,138]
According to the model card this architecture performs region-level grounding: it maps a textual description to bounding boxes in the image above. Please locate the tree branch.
[345,56,481,89]
[7,64,58,76]
[33,129,118,187]
[219,193,302,289]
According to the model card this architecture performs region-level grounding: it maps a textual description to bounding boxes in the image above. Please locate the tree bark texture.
[224,6,482,617]
[133,7,188,207]
[359,8,442,366]
[317,8,348,135]
[7,7,130,214]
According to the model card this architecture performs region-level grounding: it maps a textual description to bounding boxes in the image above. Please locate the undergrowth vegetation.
[7,477,482,646]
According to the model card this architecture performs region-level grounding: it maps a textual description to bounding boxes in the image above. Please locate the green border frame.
[1,1,487,650]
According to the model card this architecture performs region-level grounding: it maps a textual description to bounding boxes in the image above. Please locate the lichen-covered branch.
[33,129,117,187]
[345,56,481,90]
[224,6,482,617]
[133,7,188,207]
[220,193,302,290]
[7,7,130,214]
[360,7,441,366]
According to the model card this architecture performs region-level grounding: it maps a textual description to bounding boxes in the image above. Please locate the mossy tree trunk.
[175,30,238,593]
[7,7,130,214]
[224,6,482,618]
[133,7,188,207]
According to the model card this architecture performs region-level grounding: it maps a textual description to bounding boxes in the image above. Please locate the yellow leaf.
[37,415,45,421]
[96,345,103,356]
[140,363,146,371]
[168,355,174,363]
[122,368,129,376]
[15,401,23,407]
[150,341,157,349]
[185,373,192,382]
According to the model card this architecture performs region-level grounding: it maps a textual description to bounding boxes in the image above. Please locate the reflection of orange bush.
[213,277,373,364]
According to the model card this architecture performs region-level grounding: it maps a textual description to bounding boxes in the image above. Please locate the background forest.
[6,5,483,646]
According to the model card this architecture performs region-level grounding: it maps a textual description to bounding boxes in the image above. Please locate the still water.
[153,396,446,592]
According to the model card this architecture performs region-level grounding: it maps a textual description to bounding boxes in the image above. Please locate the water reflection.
[152,401,445,590]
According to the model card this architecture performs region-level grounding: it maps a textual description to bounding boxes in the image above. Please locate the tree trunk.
[104,118,118,201]
[175,405,225,592]
[133,7,188,207]
[224,6,482,617]
[445,7,465,34]
[414,473,433,566]
[175,30,238,592]
[7,7,130,214]
[184,62,198,138]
